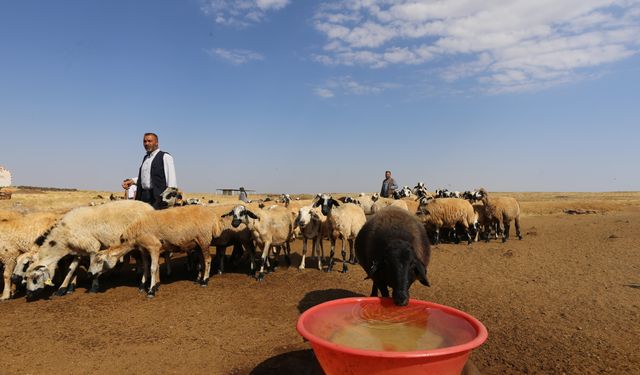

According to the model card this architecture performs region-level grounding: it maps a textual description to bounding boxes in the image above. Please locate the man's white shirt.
[132,149,177,189]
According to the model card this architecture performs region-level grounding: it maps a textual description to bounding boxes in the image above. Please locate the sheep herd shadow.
[249,288,364,374]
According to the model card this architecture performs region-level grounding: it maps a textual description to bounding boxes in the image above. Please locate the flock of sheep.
[0,184,522,302]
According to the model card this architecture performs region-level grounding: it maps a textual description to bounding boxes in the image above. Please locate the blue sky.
[1,0,639,193]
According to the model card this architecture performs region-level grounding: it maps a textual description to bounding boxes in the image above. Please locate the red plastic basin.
[297,297,488,375]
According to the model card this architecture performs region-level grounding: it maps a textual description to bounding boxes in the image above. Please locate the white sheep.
[416,198,477,245]
[371,197,409,214]
[294,205,331,271]
[478,188,522,242]
[313,194,366,273]
[0,212,60,300]
[24,200,154,297]
[221,204,295,281]
[354,194,376,215]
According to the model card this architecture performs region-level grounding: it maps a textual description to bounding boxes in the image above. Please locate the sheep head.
[11,252,37,285]
[222,205,259,228]
[370,239,430,306]
[313,194,339,216]
[160,187,180,208]
[25,264,54,295]
[88,250,120,277]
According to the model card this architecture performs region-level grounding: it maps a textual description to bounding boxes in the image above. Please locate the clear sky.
[1,1,639,193]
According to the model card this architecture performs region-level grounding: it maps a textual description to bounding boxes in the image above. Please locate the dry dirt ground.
[0,190,639,374]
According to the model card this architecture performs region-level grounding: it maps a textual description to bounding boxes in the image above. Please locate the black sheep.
[355,206,431,306]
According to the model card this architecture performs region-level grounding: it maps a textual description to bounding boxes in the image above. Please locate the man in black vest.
[122,132,177,209]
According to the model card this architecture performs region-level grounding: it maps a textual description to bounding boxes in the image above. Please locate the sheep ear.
[246,210,259,220]
[414,261,430,287]
[330,199,340,207]
[312,200,321,208]
[221,211,234,218]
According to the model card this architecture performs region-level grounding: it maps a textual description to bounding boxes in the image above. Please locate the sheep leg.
[341,238,348,273]
[89,273,100,294]
[502,217,510,243]
[326,238,336,273]
[378,284,390,298]
[461,221,472,245]
[515,217,522,240]
[230,242,244,267]
[348,238,357,264]
[284,242,292,267]
[369,283,379,297]
[244,240,257,276]
[216,246,225,275]
[495,221,502,239]
[316,238,324,270]
[269,246,280,272]
[256,241,271,281]
[131,250,144,278]
[199,242,213,287]
[1,259,16,300]
[299,239,307,270]
[433,228,440,245]
[57,256,80,296]
[147,248,161,298]
[139,252,149,293]
[67,273,77,294]
[163,251,172,278]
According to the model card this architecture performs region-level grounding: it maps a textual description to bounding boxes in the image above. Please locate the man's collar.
[146,148,160,158]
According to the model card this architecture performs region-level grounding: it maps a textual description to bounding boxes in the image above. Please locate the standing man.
[380,170,398,198]
[122,132,177,209]
[238,187,250,203]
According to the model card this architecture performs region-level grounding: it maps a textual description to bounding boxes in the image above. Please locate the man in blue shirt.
[380,170,398,198]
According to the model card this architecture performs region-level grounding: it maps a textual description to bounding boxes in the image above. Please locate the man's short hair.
[144,132,159,141]
[385,170,391,174]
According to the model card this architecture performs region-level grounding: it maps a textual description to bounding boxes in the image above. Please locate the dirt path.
[1,209,639,374]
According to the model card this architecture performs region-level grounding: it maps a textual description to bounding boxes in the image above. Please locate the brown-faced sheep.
[472,203,492,242]
[355,206,431,306]
[416,198,477,245]
[313,194,366,273]
[478,188,522,242]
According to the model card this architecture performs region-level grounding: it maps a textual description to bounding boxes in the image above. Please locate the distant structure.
[0,166,11,187]
[216,188,255,196]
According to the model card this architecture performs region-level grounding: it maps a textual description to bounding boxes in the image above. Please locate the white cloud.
[201,0,290,27]
[313,88,335,98]
[313,0,640,93]
[314,76,400,98]
[206,48,264,65]
[256,0,289,10]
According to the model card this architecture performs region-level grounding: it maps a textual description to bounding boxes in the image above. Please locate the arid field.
[0,189,639,374]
